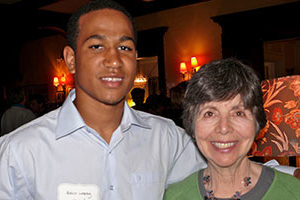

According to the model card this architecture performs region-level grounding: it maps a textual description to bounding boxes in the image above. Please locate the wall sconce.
[53,77,59,87]
[180,62,187,79]
[180,57,201,80]
[191,57,201,73]
[53,75,66,88]
[53,74,67,104]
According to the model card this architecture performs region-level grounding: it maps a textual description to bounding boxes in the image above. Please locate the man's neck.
[74,93,124,144]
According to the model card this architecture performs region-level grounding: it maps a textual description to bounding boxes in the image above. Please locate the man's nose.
[103,48,122,69]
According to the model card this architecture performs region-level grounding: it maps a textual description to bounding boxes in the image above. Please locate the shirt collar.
[56,89,151,139]
[12,104,26,108]
[56,89,85,139]
[120,102,151,132]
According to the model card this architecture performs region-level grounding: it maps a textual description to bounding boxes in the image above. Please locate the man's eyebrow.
[84,34,106,43]
[120,35,134,43]
[83,35,134,43]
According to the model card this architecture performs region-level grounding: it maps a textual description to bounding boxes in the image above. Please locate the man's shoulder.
[133,109,181,128]
[131,109,188,138]
[1,108,60,146]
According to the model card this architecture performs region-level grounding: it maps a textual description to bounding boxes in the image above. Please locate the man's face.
[30,100,42,114]
[67,9,137,106]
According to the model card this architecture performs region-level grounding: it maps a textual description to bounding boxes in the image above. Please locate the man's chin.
[102,97,125,106]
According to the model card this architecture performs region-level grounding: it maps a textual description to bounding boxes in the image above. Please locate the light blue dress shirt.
[0,89,206,200]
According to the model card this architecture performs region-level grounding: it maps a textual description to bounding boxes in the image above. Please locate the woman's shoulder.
[273,168,300,186]
[264,168,300,199]
[163,171,202,200]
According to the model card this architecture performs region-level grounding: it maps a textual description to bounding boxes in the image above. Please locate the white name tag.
[57,183,100,200]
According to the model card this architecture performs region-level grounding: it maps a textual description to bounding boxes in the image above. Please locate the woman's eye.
[204,111,214,118]
[235,111,245,117]
[118,46,132,51]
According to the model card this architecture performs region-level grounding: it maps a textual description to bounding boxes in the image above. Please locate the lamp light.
[53,74,68,104]
[53,77,59,87]
[180,62,187,79]
[179,57,202,80]
[134,73,147,83]
[191,56,201,72]
[191,57,198,67]
[60,76,66,85]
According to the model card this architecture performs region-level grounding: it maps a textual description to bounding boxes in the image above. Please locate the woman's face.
[194,94,256,168]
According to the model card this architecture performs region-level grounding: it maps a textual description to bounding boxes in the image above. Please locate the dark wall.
[137,27,168,95]
[0,3,69,88]
[212,1,300,80]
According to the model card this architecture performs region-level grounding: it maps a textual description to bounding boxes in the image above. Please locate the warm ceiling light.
[134,73,147,83]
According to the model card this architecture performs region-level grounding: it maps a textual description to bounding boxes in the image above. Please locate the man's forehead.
[79,9,130,26]
[78,9,134,35]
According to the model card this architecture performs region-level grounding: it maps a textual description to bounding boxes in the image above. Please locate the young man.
[0,1,298,200]
[0,1,205,199]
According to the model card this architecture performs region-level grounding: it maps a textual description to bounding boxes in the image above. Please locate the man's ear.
[63,46,76,74]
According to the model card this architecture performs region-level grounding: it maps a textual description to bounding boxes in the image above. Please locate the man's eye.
[89,45,103,50]
[118,46,132,51]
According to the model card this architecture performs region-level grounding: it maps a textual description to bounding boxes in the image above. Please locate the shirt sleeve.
[263,159,296,175]
[0,136,32,199]
[166,124,207,187]
[0,137,15,199]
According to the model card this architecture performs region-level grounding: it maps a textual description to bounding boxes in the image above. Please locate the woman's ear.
[63,46,76,74]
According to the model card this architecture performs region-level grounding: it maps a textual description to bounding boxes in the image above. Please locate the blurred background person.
[130,87,146,111]
[1,87,36,135]
[164,58,300,199]
[144,93,170,117]
[165,81,188,127]
[28,93,46,117]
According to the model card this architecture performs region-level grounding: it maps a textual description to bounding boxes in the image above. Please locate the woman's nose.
[216,116,232,135]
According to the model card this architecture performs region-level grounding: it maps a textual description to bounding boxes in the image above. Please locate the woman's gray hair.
[182,58,266,137]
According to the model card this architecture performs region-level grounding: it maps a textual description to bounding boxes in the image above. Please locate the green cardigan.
[163,168,300,200]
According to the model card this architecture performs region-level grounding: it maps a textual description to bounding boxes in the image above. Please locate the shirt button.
[85,127,91,133]
[109,185,114,190]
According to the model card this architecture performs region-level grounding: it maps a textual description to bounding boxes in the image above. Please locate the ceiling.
[0,0,209,39]
[0,0,209,17]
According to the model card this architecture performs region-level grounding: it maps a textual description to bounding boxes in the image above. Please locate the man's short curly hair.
[66,0,137,51]
[182,58,266,137]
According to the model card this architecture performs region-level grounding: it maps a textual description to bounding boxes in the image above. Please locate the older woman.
[163,58,300,200]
